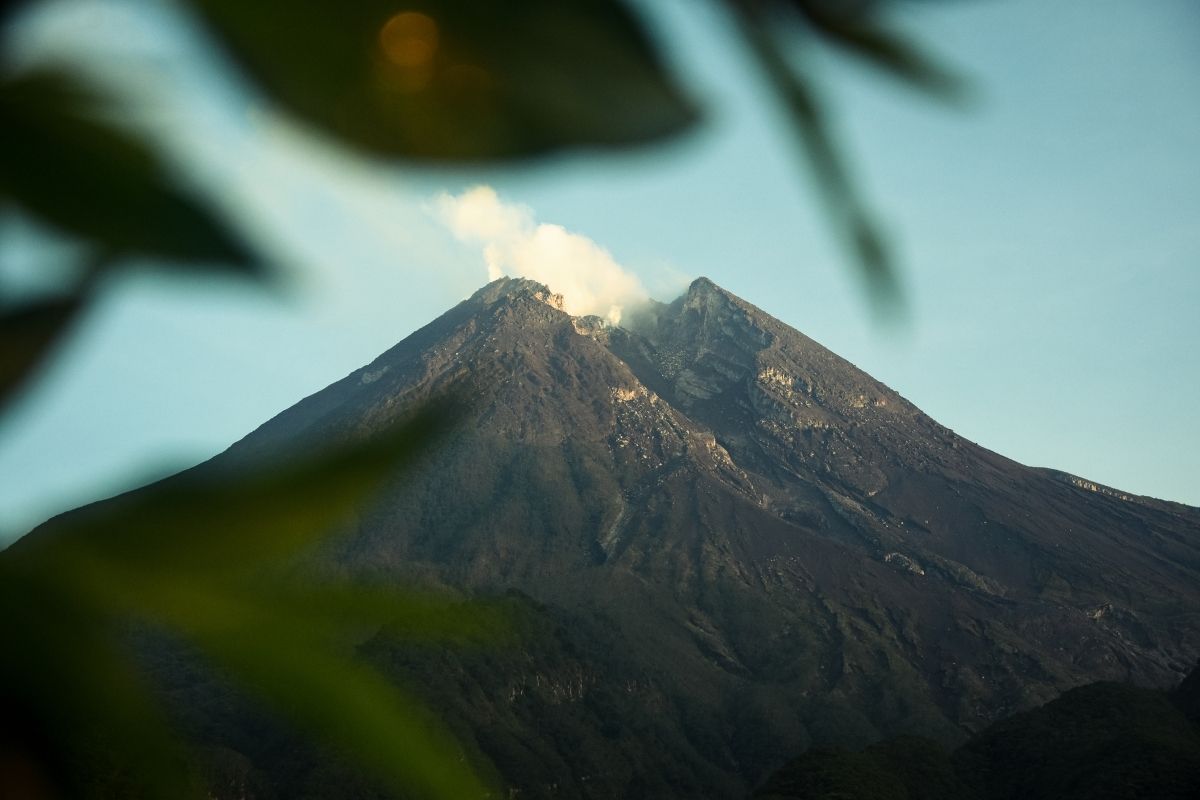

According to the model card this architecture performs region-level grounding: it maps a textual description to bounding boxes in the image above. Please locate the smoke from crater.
[436,185,648,325]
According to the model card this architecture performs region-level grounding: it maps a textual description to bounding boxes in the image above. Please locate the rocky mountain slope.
[122,278,1200,797]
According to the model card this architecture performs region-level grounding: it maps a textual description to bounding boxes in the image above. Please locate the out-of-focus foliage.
[0,69,262,271]
[0,0,962,797]
[0,293,79,416]
[0,0,959,414]
[0,406,505,799]
[0,68,265,412]
[722,0,964,312]
[189,0,699,160]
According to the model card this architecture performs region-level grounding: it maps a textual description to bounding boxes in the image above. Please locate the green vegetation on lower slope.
[753,736,973,800]
[754,667,1200,800]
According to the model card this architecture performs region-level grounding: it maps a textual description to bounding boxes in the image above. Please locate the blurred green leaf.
[724,0,931,311]
[0,567,203,799]
[187,0,699,160]
[789,0,966,99]
[729,2,905,314]
[0,69,262,271]
[244,581,515,645]
[722,0,966,314]
[20,545,507,797]
[0,294,81,415]
[193,621,491,799]
[19,553,503,798]
[23,404,456,575]
[1,400,495,798]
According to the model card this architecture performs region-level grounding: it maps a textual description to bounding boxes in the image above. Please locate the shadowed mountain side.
[214,276,1200,797]
[754,668,1200,800]
[28,276,1200,798]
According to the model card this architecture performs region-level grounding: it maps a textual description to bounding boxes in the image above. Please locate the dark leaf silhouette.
[725,0,963,312]
[23,404,456,573]
[729,4,901,313]
[0,69,262,271]
[193,620,489,799]
[0,563,203,799]
[1,403,499,799]
[188,0,699,161]
[788,0,966,99]
[0,294,82,415]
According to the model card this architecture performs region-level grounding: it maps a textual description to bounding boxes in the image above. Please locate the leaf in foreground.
[0,294,82,416]
[22,405,453,573]
[1,403,497,799]
[188,0,698,160]
[0,68,262,272]
[725,0,965,314]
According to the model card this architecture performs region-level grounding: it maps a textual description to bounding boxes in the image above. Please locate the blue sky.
[1,0,1198,540]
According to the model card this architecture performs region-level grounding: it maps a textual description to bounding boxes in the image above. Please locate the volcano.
[87,277,1200,797]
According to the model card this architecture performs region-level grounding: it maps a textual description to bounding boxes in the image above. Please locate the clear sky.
[1,0,1198,542]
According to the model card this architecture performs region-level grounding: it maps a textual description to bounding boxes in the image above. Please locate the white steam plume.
[436,185,647,325]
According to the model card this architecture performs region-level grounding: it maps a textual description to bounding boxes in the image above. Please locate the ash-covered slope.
[208,276,1200,798]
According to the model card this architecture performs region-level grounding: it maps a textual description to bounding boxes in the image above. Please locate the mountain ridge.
[30,275,1200,799]
[220,272,1200,699]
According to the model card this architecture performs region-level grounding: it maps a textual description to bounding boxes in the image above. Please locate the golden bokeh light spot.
[379,11,439,69]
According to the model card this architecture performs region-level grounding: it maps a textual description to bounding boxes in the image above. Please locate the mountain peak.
[43,274,1200,800]
[469,276,565,312]
[679,276,755,321]
[683,275,732,305]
